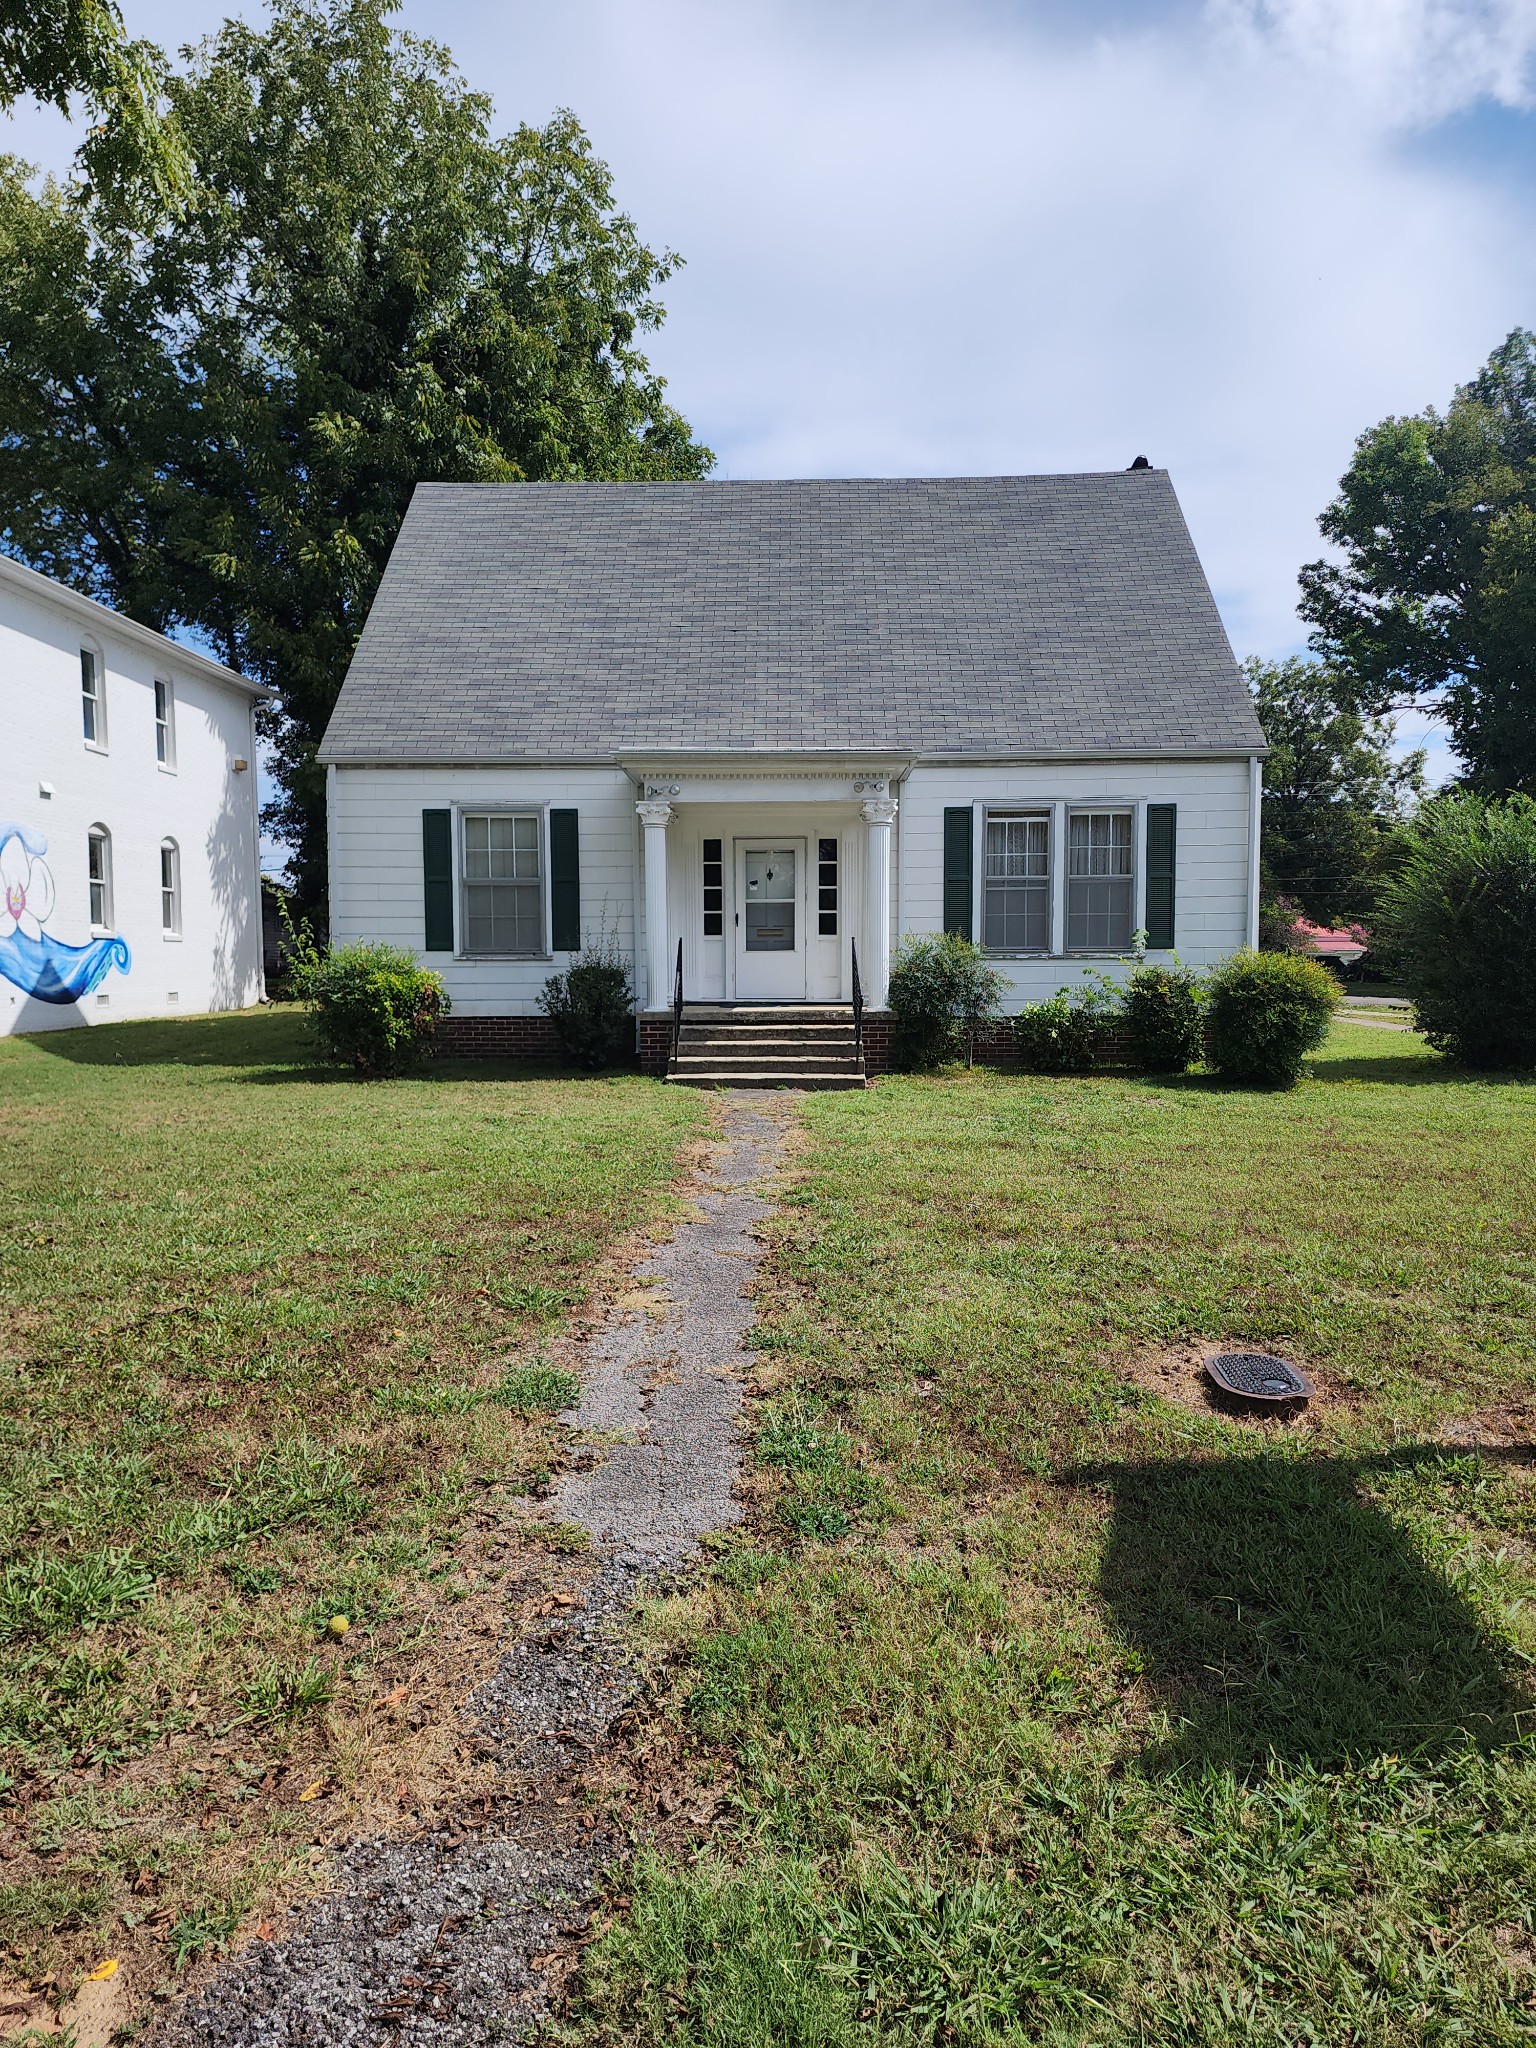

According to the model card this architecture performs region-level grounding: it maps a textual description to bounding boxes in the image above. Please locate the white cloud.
[6,0,1536,713]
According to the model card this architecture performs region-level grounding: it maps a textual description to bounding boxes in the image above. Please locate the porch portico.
[631,763,903,1013]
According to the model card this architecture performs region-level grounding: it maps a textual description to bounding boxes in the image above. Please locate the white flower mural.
[0,828,56,941]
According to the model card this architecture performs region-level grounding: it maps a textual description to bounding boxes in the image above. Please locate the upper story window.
[154,679,176,768]
[462,812,542,955]
[1067,810,1133,952]
[160,839,181,935]
[87,826,113,932]
[702,838,724,936]
[984,812,1049,952]
[81,648,105,748]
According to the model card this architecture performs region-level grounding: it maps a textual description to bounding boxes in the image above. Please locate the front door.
[733,841,806,1000]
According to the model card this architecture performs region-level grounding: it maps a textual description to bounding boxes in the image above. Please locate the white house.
[0,555,268,1036]
[319,472,1265,1081]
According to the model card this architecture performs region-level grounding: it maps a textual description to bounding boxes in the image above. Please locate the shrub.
[1257,894,1309,954]
[886,934,1006,1068]
[1374,793,1536,1069]
[1204,950,1339,1087]
[1013,990,1109,1073]
[539,942,634,1069]
[1122,962,1205,1073]
[303,943,448,1077]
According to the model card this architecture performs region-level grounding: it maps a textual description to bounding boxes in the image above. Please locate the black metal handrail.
[851,937,864,1061]
[671,936,684,1064]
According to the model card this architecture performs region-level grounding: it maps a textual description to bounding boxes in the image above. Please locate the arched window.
[87,826,113,932]
[160,839,181,935]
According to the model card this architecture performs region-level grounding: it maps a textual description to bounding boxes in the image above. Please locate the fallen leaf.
[296,1780,325,1803]
[256,1919,277,1942]
[83,1959,119,1983]
[381,1685,409,1706]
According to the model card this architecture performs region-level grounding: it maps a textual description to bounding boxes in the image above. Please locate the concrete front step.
[667,1069,868,1091]
[679,1033,858,1050]
[673,1055,863,1075]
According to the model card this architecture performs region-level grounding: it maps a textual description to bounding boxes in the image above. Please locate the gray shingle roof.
[318,473,1263,762]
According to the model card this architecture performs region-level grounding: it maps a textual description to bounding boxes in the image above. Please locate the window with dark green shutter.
[1145,804,1176,949]
[943,807,973,939]
[550,809,580,951]
[422,809,453,953]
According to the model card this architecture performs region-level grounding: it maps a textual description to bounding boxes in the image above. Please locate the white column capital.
[636,799,675,829]
[859,796,898,827]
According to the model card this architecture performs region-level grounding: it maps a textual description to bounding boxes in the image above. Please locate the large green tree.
[1300,328,1536,798]
[0,0,186,196]
[1247,656,1424,925]
[0,0,711,902]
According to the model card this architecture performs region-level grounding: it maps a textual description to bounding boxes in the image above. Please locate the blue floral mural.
[0,822,131,1003]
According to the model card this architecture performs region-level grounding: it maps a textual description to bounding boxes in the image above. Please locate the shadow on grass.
[1075,1448,1527,1774]
[14,1010,645,1086]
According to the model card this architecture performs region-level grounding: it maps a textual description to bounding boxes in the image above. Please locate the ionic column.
[637,798,674,1009]
[861,795,898,1008]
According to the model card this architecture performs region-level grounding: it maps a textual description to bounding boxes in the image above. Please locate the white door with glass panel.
[733,841,806,999]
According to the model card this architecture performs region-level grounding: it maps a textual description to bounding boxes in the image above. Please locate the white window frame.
[87,825,114,933]
[1065,805,1136,955]
[455,805,551,959]
[980,808,1052,956]
[81,644,106,751]
[154,677,177,770]
[160,838,182,938]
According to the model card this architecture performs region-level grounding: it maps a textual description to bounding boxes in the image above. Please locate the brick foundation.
[437,1014,563,1060]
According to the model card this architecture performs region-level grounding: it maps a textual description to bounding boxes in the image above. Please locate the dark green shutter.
[1146,804,1176,949]
[550,808,580,952]
[943,807,973,939]
[422,809,453,953]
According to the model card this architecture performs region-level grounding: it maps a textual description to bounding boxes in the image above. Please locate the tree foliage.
[1300,328,1536,797]
[1375,793,1536,1070]
[0,0,186,198]
[1247,656,1423,925]
[0,0,711,902]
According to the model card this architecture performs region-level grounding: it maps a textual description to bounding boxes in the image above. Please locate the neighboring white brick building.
[1,555,268,1035]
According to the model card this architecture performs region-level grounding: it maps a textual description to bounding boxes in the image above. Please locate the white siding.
[899,758,1251,1007]
[328,764,638,1015]
[0,578,264,1035]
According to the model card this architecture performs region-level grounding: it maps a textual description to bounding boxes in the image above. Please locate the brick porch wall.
[637,1013,673,1076]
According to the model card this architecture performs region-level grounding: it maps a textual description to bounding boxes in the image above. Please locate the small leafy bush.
[302,942,448,1077]
[1204,949,1339,1087]
[1122,962,1205,1073]
[1013,990,1108,1073]
[539,942,634,1070]
[1375,792,1536,1069]
[886,934,1006,1068]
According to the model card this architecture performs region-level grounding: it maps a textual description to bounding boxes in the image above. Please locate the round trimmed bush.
[1122,962,1205,1073]
[303,943,448,1077]
[1375,793,1536,1069]
[886,933,1006,1069]
[1204,950,1338,1087]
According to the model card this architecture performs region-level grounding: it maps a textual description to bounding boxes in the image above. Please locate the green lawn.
[0,1009,704,1998]
[576,1026,1536,2047]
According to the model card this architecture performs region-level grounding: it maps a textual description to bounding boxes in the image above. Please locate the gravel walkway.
[164,1091,793,2048]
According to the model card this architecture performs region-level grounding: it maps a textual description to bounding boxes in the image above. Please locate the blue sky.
[8,0,1536,789]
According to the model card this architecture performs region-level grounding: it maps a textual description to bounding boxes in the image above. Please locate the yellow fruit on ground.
[326,1614,350,1638]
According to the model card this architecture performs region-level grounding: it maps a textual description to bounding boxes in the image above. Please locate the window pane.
[464,880,541,954]
[986,816,1049,879]
[1068,812,1132,878]
[81,651,98,742]
[984,881,1049,951]
[1067,877,1133,952]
